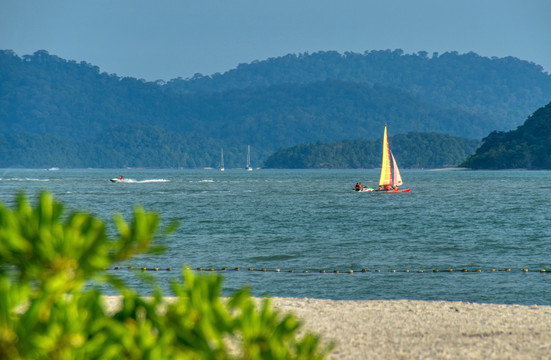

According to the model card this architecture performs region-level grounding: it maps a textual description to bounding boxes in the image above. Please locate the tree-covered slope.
[265,133,480,169]
[0,50,173,141]
[166,50,551,130]
[461,101,551,169]
[0,125,221,169]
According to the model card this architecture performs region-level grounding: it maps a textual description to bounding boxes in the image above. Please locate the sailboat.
[246,145,253,171]
[218,148,225,171]
[378,125,411,193]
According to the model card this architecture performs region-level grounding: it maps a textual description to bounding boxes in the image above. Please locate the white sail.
[390,151,403,186]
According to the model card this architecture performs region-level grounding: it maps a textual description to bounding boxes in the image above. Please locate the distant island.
[462,101,551,169]
[1,49,550,168]
[264,133,479,169]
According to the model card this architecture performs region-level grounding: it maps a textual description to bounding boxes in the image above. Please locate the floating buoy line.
[107,266,551,274]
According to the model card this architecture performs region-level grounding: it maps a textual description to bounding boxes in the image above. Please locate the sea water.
[1,168,550,305]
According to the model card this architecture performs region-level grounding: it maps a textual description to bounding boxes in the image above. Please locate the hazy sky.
[1,0,550,81]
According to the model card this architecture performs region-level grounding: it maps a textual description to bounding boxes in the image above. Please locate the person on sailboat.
[377,185,383,191]
[393,185,399,191]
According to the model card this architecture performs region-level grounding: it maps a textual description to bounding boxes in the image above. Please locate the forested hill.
[264,133,480,169]
[1,49,550,168]
[461,101,551,169]
[165,50,551,130]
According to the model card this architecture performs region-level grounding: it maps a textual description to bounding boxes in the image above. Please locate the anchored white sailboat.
[218,148,225,171]
[246,145,253,171]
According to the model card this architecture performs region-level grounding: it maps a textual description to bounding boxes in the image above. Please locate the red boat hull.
[385,188,411,193]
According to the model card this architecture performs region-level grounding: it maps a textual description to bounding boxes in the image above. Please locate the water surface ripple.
[1,168,550,304]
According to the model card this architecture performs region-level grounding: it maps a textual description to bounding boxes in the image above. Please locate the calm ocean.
[1,168,550,305]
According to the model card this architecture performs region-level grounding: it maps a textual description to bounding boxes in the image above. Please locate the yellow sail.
[378,125,392,186]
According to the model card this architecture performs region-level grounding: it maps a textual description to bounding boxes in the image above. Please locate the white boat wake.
[111,178,170,183]
[138,179,170,183]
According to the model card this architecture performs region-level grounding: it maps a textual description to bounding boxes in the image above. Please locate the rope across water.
[109,266,551,273]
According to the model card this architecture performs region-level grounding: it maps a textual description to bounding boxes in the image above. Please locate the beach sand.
[103,296,551,359]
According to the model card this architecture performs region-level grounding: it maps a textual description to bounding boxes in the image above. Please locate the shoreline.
[103,296,551,359]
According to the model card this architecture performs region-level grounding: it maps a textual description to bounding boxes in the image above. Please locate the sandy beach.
[103,296,551,359]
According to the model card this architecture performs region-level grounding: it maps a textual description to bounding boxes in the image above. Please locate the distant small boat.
[246,145,253,171]
[219,148,225,171]
[377,125,410,193]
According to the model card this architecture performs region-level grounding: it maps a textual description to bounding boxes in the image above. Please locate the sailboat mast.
[219,148,225,171]
[246,145,253,170]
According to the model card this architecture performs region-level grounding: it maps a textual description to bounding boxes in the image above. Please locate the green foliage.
[0,192,331,359]
[264,133,480,169]
[462,101,551,169]
[1,49,550,168]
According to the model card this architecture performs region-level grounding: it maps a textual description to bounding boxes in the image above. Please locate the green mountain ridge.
[1,49,550,168]
[166,50,551,130]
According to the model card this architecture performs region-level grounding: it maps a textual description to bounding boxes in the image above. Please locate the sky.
[1,0,550,81]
